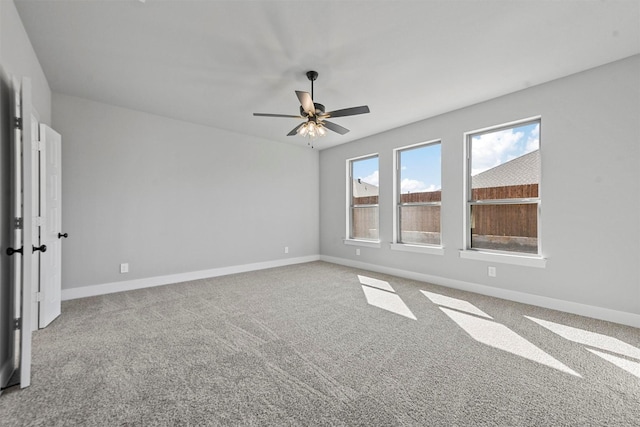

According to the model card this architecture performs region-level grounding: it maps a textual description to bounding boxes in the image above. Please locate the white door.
[30,113,40,332]
[38,124,62,328]
[8,77,36,388]
[2,78,24,389]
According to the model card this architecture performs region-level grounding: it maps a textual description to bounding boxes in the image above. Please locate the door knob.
[6,247,23,256]
[33,244,47,253]
[58,233,68,239]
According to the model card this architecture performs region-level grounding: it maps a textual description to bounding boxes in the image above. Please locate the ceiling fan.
[253,71,370,144]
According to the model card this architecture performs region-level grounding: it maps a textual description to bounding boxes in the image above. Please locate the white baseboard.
[320,255,640,329]
[62,255,320,301]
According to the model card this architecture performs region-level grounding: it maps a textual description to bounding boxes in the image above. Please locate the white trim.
[346,152,379,163]
[343,238,381,248]
[393,139,442,247]
[346,159,350,242]
[346,153,379,243]
[61,255,320,301]
[463,116,543,256]
[390,243,444,256]
[464,115,543,138]
[320,255,640,328]
[459,250,546,268]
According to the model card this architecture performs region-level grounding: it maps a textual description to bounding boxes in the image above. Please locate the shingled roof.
[472,149,540,189]
[352,178,379,197]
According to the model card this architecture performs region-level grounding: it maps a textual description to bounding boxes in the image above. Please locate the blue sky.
[471,122,540,175]
[352,143,441,194]
[352,122,540,194]
[399,143,441,193]
[352,156,380,187]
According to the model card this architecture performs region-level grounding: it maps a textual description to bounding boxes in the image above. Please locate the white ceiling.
[15,0,640,149]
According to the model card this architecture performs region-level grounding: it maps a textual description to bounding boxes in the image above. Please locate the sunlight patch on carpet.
[585,349,640,379]
[358,275,395,292]
[420,290,492,319]
[361,286,416,320]
[525,316,640,361]
[441,308,581,377]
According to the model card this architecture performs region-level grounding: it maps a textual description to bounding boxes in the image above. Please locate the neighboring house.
[352,178,379,198]
[472,149,540,188]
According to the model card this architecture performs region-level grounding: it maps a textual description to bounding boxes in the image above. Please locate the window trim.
[345,153,380,244]
[462,116,545,261]
[344,238,382,249]
[459,249,547,268]
[390,243,444,255]
[392,139,443,250]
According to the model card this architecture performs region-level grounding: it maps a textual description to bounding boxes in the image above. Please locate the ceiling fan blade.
[253,113,303,118]
[287,122,306,136]
[296,91,315,116]
[322,105,370,118]
[322,120,350,135]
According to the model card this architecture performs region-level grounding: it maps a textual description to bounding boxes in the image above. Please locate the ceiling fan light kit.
[253,70,370,147]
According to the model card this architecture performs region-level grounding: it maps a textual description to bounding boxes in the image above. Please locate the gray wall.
[320,55,640,317]
[52,94,319,290]
[0,0,51,125]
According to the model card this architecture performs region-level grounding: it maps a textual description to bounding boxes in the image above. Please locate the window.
[467,119,541,255]
[395,141,441,246]
[348,155,379,241]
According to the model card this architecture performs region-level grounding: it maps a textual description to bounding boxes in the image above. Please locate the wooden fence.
[471,184,538,238]
[399,191,441,236]
[351,184,538,239]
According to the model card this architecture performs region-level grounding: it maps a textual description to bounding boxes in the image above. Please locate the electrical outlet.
[356,248,361,256]
[284,246,289,254]
[120,263,129,274]
[488,266,496,277]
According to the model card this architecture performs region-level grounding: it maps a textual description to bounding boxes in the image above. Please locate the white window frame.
[460,117,546,268]
[390,139,444,256]
[344,153,381,247]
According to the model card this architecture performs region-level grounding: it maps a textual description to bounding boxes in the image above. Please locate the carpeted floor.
[1,261,639,426]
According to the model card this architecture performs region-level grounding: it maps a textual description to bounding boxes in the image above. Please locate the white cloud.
[531,122,540,138]
[360,170,379,187]
[471,128,525,175]
[401,179,439,193]
[524,123,540,154]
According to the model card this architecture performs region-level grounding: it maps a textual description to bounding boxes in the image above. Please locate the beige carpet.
[1,261,639,426]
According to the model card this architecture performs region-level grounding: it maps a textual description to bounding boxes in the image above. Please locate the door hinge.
[14,117,22,130]
[34,216,43,227]
[14,217,23,230]
[31,140,43,151]
[13,318,21,330]
[35,292,43,303]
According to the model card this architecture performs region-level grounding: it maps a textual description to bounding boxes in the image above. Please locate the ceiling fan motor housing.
[300,103,325,117]
[253,69,369,138]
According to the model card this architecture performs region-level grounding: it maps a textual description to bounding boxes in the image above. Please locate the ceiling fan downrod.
[306,70,318,100]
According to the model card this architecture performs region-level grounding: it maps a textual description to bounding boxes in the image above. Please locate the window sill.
[390,243,444,256]
[343,239,381,249]
[459,250,547,268]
